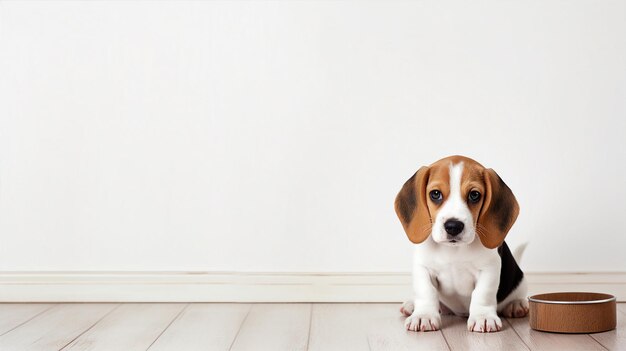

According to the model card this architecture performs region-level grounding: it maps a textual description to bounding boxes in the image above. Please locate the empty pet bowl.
[528,292,616,333]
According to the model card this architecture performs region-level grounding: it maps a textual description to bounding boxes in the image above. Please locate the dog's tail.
[512,242,528,264]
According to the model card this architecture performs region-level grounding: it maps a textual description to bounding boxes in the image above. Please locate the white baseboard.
[0,271,624,302]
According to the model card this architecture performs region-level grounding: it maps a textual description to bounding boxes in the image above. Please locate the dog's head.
[394,155,519,249]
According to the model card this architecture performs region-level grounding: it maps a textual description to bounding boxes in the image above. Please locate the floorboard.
[440,315,529,351]
[308,303,449,351]
[0,303,117,351]
[148,303,250,351]
[0,304,55,336]
[62,303,186,351]
[229,303,311,351]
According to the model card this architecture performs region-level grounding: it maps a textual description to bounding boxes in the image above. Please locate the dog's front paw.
[405,311,441,332]
[501,299,529,318]
[467,313,502,333]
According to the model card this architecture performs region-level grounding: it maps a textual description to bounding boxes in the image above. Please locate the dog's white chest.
[437,266,477,295]
[435,266,479,315]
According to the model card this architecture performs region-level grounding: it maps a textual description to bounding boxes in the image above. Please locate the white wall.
[1,1,624,273]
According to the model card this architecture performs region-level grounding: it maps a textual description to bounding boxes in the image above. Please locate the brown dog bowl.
[528,292,616,333]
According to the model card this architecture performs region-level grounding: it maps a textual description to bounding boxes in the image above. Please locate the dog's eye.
[429,190,443,202]
[468,190,481,203]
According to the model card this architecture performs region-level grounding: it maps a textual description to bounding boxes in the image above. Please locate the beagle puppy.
[395,155,528,333]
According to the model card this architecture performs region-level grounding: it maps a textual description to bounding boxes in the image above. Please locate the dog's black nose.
[444,219,464,236]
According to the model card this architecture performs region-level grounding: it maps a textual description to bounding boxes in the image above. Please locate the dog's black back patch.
[496,241,524,303]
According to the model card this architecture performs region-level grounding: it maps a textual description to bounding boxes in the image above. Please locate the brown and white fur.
[395,155,528,333]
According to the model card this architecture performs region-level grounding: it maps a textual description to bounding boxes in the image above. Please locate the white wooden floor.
[0,303,623,351]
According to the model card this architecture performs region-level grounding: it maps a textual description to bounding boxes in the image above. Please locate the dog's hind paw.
[501,299,529,318]
[400,301,414,316]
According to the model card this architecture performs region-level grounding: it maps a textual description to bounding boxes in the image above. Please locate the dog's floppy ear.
[477,168,520,249]
[395,166,432,244]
